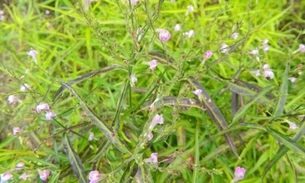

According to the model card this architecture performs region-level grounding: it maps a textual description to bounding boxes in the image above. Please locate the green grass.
[1,0,305,182]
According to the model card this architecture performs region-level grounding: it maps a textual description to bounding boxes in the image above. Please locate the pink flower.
[183,30,195,38]
[251,69,260,77]
[129,0,139,5]
[16,162,25,170]
[7,95,21,104]
[232,166,246,182]
[220,43,229,53]
[249,48,259,55]
[84,0,98,11]
[288,77,296,83]
[231,32,239,40]
[157,29,171,42]
[170,0,175,3]
[45,111,56,120]
[130,74,137,87]
[187,5,194,13]
[38,169,50,181]
[149,114,164,130]
[19,173,32,180]
[36,102,50,113]
[0,10,4,21]
[192,89,202,98]
[145,153,158,163]
[20,83,31,92]
[261,39,270,52]
[146,133,153,140]
[293,44,305,54]
[203,50,213,61]
[262,64,274,79]
[287,121,298,131]
[0,171,13,182]
[13,127,21,136]
[147,59,158,71]
[89,170,103,183]
[27,48,38,63]
[88,132,94,141]
[174,24,181,31]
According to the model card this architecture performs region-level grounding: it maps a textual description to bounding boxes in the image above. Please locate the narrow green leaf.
[188,78,239,158]
[53,64,126,103]
[63,133,87,183]
[273,63,289,117]
[232,85,275,123]
[120,161,138,183]
[61,83,130,154]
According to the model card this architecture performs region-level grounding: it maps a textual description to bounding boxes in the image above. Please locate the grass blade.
[273,63,289,118]
[61,82,130,154]
[188,78,239,158]
[63,132,87,183]
[232,85,275,124]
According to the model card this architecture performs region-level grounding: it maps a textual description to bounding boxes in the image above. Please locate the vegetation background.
[1,0,305,182]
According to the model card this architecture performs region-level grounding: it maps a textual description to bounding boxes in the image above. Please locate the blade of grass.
[63,132,87,183]
[61,82,130,154]
[188,78,239,158]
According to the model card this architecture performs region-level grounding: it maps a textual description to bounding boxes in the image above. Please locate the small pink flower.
[187,5,194,13]
[251,69,260,77]
[16,162,25,170]
[232,166,246,182]
[13,127,21,136]
[174,24,181,31]
[84,0,98,11]
[8,95,21,104]
[129,0,139,5]
[293,44,305,54]
[170,0,175,3]
[288,77,296,83]
[20,83,31,92]
[149,114,164,130]
[45,111,56,120]
[0,171,13,182]
[262,39,269,45]
[19,173,32,180]
[287,121,298,131]
[147,59,158,71]
[262,64,274,79]
[231,32,239,40]
[38,169,50,181]
[36,102,50,113]
[220,43,229,53]
[203,50,213,61]
[145,152,158,163]
[130,74,137,87]
[262,45,270,52]
[192,89,202,98]
[183,30,195,38]
[249,48,259,55]
[88,132,94,141]
[146,133,153,140]
[157,29,171,42]
[89,170,103,183]
[27,48,38,63]
[0,10,4,21]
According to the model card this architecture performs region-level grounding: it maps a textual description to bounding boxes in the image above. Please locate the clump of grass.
[1,0,305,182]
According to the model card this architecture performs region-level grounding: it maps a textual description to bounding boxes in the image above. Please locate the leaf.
[61,82,130,154]
[273,63,289,117]
[120,161,138,183]
[188,78,239,158]
[232,85,275,124]
[53,64,126,103]
[63,133,87,183]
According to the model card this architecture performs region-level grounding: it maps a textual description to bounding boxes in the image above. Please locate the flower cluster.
[36,102,56,120]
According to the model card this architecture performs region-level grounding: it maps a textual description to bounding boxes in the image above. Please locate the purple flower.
[0,171,13,182]
[145,152,158,163]
[147,59,158,71]
[231,32,239,40]
[293,44,305,54]
[45,111,56,120]
[36,102,50,113]
[13,127,21,136]
[38,169,50,181]
[146,133,153,140]
[170,0,175,3]
[27,48,38,63]
[130,74,137,87]
[192,89,202,98]
[16,162,25,170]
[174,24,181,32]
[8,95,21,104]
[287,121,298,131]
[187,5,194,13]
[149,114,164,130]
[129,0,139,5]
[157,29,171,42]
[84,0,98,11]
[89,170,103,183]
[262,64,274,79]
[183,30,195,38]
[249,48,259,55]
[203,50,213,61]
[288,77,296,83]
[232,166,246,182]
[220,43,229,53]
[20,83,31,92]
[19,173,32,180]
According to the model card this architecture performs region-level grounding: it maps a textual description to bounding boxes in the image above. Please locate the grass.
[1,0,305,182]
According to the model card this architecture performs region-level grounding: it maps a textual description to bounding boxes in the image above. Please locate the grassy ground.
[1,0,305,182]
